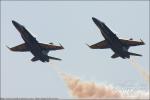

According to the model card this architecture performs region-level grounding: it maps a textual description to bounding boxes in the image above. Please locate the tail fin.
[128,52,142,56]
[49,56,62,61]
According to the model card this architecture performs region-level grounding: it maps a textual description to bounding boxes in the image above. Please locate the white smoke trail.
[50,63,149,99]
[128,57,149,84]
[61,73,149,99]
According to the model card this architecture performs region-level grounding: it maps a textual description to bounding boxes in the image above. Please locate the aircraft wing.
[120,39,145,46]
[7,43,29,52]
[39,43,64,51]
[87,40,110,49]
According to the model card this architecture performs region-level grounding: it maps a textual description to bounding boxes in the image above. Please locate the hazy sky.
[1,1,149,98]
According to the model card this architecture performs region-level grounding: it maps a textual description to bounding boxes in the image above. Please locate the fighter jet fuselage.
[8,20,64,62]
[88,17,145,59]
[99,24,129,58]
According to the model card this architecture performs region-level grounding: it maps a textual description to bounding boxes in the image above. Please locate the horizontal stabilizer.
[49,56,62,61]
[128,52,142,56]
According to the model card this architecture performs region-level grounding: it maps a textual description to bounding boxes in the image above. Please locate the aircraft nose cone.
[92,17,96,20]
[92,17,103,24]
[12,20,17,25]
[12,20,22,28]
[92,17,103,27]
[92,17,97,23]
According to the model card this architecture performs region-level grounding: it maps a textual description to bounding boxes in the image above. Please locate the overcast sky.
[1,1,149,98]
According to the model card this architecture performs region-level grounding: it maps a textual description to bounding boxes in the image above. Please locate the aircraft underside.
[87,17,144,59]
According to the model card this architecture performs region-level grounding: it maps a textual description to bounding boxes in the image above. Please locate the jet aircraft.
[7,20,64,62]
[87,17,145,59]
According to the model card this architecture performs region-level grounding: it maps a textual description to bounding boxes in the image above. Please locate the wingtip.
[59,43,64,49]
[86,43,91,48]
[140,39,145,45]
[6,45,12,51]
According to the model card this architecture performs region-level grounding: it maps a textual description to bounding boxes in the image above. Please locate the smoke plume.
[61,72,149,99]
[128,57,149,84]
[51,62,149,99]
